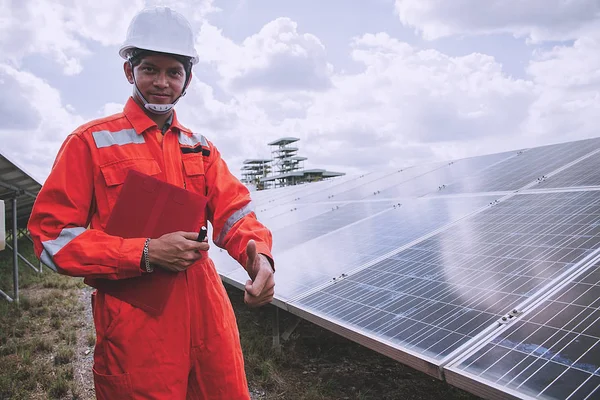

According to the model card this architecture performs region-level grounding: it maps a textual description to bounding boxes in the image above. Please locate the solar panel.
[0,152,42,230]
[215,137,600,399]
[446,255,600,400]
[257,202,350,231]
[286,169,431,204]
[371,151,518,200]
[217,195,497,302]
[269,201,395,252]
[438,138,600,195]
[313,161,448,203]
[536,150,600,190]
[290,191,600,377]
[256,173,361,208]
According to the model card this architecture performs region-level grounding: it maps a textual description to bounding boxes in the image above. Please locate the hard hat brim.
[119,44,199,65]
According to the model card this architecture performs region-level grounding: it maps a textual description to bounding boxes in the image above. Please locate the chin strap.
[130,61,191,115]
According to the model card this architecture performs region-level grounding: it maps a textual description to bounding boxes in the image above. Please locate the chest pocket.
[99,158,162,209]
[182,154,207,197]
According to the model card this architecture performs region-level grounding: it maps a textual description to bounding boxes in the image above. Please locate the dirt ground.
[72,286,95,400]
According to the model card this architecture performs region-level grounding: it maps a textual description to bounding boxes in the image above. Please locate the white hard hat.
[119,6,199,65]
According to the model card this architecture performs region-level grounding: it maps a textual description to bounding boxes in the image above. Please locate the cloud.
[184,21,599,176]
[522,30,600,144]
[0,0,217,75]
[0,67,42,130]
[0,64,84,182]
[144,0,220,23]
[182,28,539,174]
[283,33,535,169]
[394,0,600,42]
[4,4,598,184]
[196,18,334,92]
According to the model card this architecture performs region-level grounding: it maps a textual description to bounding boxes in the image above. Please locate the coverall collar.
[123,97,192,136]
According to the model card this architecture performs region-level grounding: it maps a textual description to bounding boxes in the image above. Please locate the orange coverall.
[28,97,273,399]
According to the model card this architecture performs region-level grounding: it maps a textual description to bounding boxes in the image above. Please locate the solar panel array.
[0,152,42,230]
[211,137,600,399]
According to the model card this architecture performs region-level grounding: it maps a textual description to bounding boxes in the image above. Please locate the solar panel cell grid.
[289,170,403,204]
[295,191,600,365]
[324,162,449,202]
[372,151,518,200]
[536,152,600,189]
[449,261,600,400]
[440,138,600,194]
[219,196,496,301]
[270,201,393,252]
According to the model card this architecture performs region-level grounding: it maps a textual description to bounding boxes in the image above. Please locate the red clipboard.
[84,169,208,315]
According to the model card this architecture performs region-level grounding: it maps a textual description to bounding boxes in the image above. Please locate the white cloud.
[182,28,539,174]
[145,0,220,23]
[0,64,84,182]
[196,18,334,92]
[100,102,126,117]
[0,0,216,75]
[522,31,600,144]
[394,0,600,42]
[3,2,598,183]
[285,32,535,169]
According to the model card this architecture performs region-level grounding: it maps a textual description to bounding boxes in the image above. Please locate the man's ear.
[124,62,134,84]
[183,70,193,92]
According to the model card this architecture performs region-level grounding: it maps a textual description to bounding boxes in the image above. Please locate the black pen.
[197,226,207,242]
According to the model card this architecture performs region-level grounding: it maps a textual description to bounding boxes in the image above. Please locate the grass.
[0,239,86,400]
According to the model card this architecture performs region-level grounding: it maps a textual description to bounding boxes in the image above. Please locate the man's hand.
[148,231,210,272]
[244,240,275,307]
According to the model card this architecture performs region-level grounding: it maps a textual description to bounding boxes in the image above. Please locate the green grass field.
[0,240,89,400]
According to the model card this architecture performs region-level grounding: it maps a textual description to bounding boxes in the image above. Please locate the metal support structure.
[0,289,12,302]
[0,180,37,199]
[281,316,302,342]
[272,306,281,353]
[4,242,39,273]
[26,234,47,274]
[12,197,18,303]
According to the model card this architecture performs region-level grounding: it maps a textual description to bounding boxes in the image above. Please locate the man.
[28,6,275,400]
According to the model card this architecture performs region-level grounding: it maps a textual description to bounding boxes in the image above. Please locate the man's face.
[127,53,187,105]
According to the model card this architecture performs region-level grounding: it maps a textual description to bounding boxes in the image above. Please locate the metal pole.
[4,242,39,273]
[272,306,281,353]
[12,197,18,303]
[0,289,13,302]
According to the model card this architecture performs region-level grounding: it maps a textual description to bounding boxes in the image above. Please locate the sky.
[0,0,599,183]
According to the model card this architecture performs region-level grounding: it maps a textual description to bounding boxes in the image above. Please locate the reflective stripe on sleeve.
[93,129,144,148]
[215,202,254,247]
[40,227,86,272]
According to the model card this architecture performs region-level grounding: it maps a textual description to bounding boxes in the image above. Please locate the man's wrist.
[258,253,275,272]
